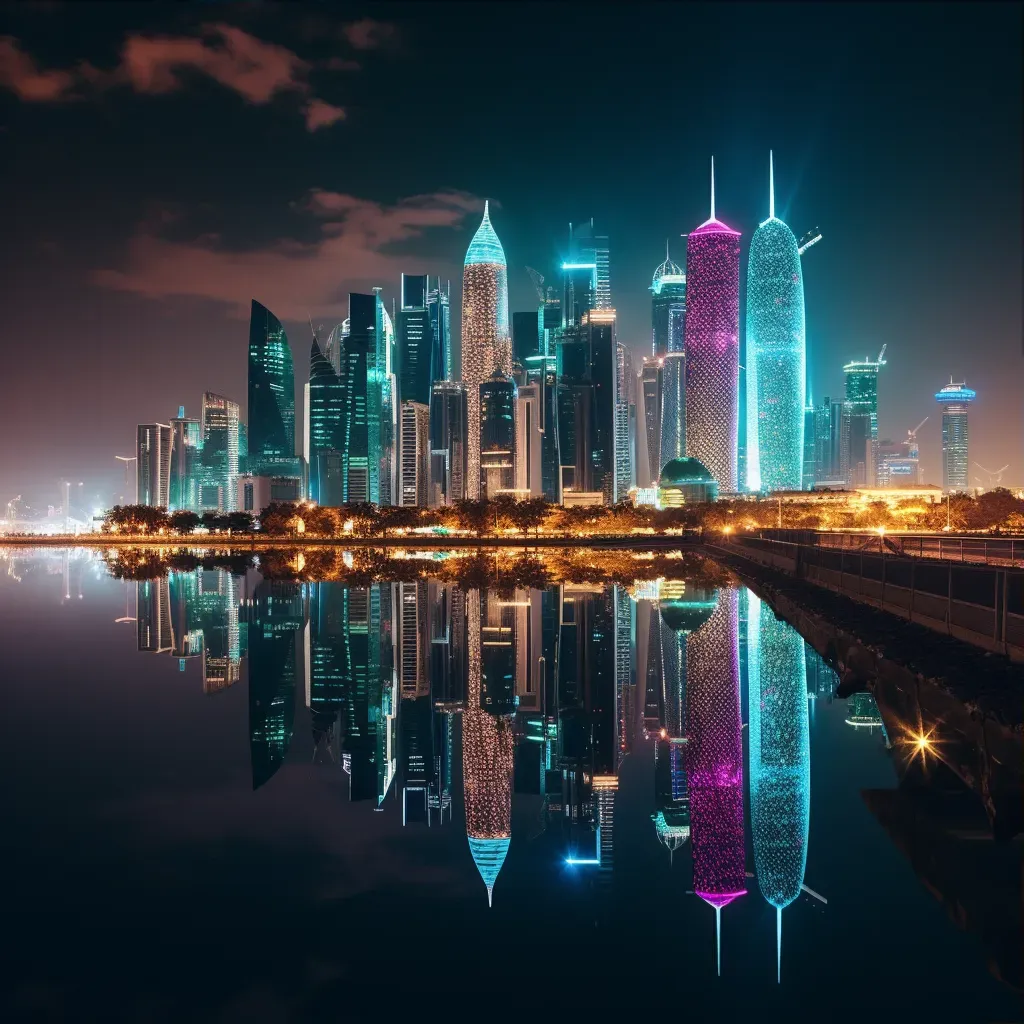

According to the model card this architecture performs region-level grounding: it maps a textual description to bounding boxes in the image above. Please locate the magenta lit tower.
[685,587,745,975]
[684,158,741,491]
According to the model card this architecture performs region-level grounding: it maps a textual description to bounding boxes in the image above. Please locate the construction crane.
[973,462,1010,487]
[797,226,822,255]
[525,266,546,304]
[876,344,887,366]
[905,416,928,459]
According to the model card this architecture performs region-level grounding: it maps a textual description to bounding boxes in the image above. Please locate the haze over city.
[0,2,1020,510]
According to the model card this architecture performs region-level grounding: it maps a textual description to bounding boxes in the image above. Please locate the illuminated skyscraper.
[306,337,346,505]
[198,392,240,512]
[137,422,172,507]
[651,243,687,358]
[684,159,741,492]
[397,274,440,407]
[686,588,745,974]
[479,369,517,498]
[169,409,200,512]
[515,382,544,496]
[427,277,452,385]
[247,300,296,476]
[641,357,664,484]
[936,380,976,492]
[745,153,806,492]
[568,218,611,311]
[841,349,886,487]
[615,342,634,501]
[428,381,468,505]
[462,591,514,905]
[399,400,430,506]
[747,590,810,982]
[461,202,511,498]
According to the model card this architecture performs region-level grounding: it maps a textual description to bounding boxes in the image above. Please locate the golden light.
[660,728,667,739]
[876,526,886,536]
[722,525,733,534]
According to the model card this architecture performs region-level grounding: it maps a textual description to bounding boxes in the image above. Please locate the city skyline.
[0,4,1020,504]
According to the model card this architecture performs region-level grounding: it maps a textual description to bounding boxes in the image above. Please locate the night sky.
[0,2,1020,505]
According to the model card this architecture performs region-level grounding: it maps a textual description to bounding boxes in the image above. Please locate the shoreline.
[0,532,701,550]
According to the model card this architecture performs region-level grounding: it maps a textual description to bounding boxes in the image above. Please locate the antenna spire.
[710,156,716,221]
[777,906,782,984]
[665,238,670,261]
[769,150,775,220]
[487,886,493,908]
[715,905,722,976]
[483,199,490,221]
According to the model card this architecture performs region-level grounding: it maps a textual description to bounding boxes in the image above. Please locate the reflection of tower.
[462,590,514,905]
[137,579,172,653]
[643,608,664,735]
[653,738,691,861]
[307,581,348,759]
[747,590,810,983]
[198,570,242,695]
[613,586,635,761]
[686,588,745,974]
[248,581,303,791]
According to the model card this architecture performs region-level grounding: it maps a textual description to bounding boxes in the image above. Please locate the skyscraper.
[169,410,200,512]
[641,357,663,484]
[479,369,517,498]
[427,277,452,385]
[936,380,976,491]
[137,422,172,507]
[745,153,806,492]
[399,400,430,506]
[428,381,468,506]
[812,397,843,485]
[461,202,511,498]
[247,300,296,476]
[615,341,634,501]
[841,349,886,487]
[650,244,687,358]
[198,392,240,512]
[684,159,741,492]
[515,381,544,496]
[568,218,611,311]
[306,336,346,505]
[397,274,433,407]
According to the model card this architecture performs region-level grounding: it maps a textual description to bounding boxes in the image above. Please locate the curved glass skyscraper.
[248,300,295,475]
[461,202,511,497]
[651,248,687,477]
[745,153,806,491]
[684,159,741,492]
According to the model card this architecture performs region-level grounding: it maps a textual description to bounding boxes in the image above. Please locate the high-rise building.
[841,350,886,487]
[397,274,433,407]
[641,357,664,484]
[428,381,468,506]
[745,153,806,492]
[812,397,843,485]
[479,369,517,498]
[198,392,240,512]
[169,410,200,512]
[660,351,686,477]
[427,277,452,385]
[515,382,544,496]
[562,261,597,328]
[462,202,511,499]
[615,342,634,502]
[137,422,172,507]
[568,218,611,311]
[247,300,296,476]
[650,244,687,358]
[684,159,741,492]
[306,336,346,505]
[936,379,975,492]
[588,311,617,502]
[399,400,430,506]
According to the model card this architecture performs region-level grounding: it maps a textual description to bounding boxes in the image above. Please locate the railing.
[753,529,1023,567]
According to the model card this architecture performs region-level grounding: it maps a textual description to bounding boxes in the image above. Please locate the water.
[1,548,1019,1021]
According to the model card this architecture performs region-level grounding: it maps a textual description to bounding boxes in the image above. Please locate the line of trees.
[101,505,255,535]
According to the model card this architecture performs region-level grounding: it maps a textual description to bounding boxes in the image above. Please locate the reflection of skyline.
[748,590,810,983]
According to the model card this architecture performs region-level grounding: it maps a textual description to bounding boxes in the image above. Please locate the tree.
[169,510,200,535]
[507,497,550,537]
[102,504,169,534]
[455,498,490,536]
[224,511,255,534]
[258,503,296,535]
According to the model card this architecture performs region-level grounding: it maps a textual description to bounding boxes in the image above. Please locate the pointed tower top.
[769,150,775,220]
[666,238,670,261]
[710,155,716,221]
[487,886,493,908]
[465,200,506,267]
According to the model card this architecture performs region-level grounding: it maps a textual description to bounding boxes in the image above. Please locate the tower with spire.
[461,201,511,498]
[745,152,807,491]
[683,158,742,492]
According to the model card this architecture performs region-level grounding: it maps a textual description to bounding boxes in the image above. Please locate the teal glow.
[561,262,597,270]
[464,201,507,267]
[745,154,806,491]
[468,836,510,904]
[565,857,600,866]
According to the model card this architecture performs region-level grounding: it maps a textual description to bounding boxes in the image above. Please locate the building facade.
[199,392,240,512]
[399,400,430,506]
[841,352,886,487]
[684,160,741,492]
[745,154,806,492]
[137,422,172,507]
[306,337,346,506]
[461,202,511,499]
[247,300,296,477]
[428,381,468,506]
[479,370,517,498]
[936,380,975,491]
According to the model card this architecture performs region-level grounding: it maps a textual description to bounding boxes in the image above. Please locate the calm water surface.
[1,549,1019,1022]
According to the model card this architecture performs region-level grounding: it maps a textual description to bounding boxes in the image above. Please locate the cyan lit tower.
[686,588,745,975]
[746,590,810,982]
[936,380,975,492]
[745,153,806,492]
[428,278,452,385]
[137,422,172,507]
[651,243,687,358]
[461,202,511,498]
[684,159,741,492]
[305,336,345,505]
[398,274,449,405]
[247,300,296,476]
[198,392,240,512]
[651,245,687,480]
[841,347,886,487]
[169,409,200,512]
